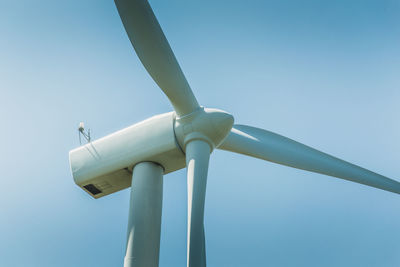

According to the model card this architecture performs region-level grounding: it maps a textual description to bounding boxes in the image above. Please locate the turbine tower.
[69,1,400,266]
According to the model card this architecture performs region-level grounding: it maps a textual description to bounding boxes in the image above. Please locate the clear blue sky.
[1,0,400,266]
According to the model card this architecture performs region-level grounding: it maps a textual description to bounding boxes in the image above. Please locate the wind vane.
[78,122,91,145]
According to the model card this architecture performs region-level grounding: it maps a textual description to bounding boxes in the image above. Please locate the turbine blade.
[218,124,400,194]
[114,0,200,116]
[186,140,210,267]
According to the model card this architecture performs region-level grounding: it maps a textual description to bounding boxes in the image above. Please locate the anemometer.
[77,122,91,145]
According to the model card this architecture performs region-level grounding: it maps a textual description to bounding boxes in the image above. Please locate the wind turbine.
[68,0,400,266]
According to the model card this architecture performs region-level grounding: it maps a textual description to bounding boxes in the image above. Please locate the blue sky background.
[1,0,400,266]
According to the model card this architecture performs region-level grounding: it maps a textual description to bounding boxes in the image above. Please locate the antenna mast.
[78,122,91,145]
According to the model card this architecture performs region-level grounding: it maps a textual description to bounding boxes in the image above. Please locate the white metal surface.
[69,112,185,198]
[174,107,234,151]
[124,162,163,267]
[186,140,210,267]
[219,124,400,194]
[114,0,199,117]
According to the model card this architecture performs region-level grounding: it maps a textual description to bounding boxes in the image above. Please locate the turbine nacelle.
[69,107,233,198]
[69,112,185,198]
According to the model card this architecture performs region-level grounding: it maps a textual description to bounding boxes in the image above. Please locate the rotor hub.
[174,107,234,152]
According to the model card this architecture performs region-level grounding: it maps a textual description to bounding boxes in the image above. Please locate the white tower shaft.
[124,162,163,267]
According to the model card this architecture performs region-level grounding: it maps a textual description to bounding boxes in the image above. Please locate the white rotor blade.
[219,125,400,194]
[114,0,200,116]
[186,140,210,267]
